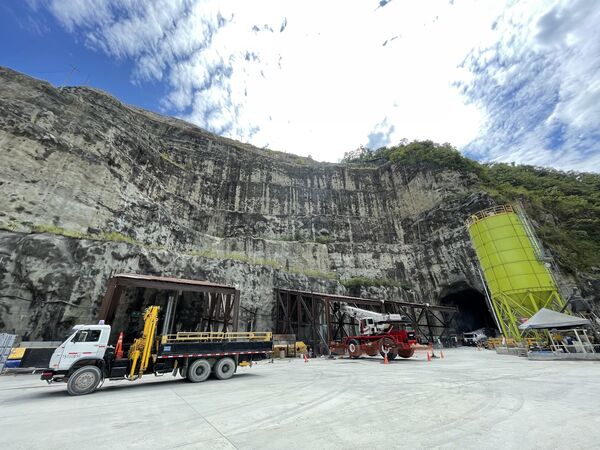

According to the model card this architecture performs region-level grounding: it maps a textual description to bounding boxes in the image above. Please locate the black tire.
[187,359,211,383]
[379,337,396,360]
[397,349,415,358]
[214,357,236,380]
[67,366,102,396]
[348,339,362,359]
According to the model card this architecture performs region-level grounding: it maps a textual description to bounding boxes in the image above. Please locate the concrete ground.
[1,348,599,450]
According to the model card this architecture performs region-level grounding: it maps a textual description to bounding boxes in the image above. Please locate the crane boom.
[340,304,409,336]
[340,304,406,322]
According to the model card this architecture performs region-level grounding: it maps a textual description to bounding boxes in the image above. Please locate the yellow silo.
[467,205,565,339]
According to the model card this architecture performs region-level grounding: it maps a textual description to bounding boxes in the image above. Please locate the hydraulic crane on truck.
[332,304,418,359]
[128,305,160,380]
[41,305,273,395]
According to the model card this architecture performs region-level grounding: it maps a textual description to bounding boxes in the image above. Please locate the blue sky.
[2,0,599,172]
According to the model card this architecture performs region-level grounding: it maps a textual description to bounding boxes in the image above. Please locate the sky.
[1,0,599,172]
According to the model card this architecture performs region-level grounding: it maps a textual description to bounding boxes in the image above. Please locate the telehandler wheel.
[397,349,415,358]
[67,365,102,396]
[379,337,397,360]
[214,357,236,380]
[187,359,211,383]
[347,339,362,359]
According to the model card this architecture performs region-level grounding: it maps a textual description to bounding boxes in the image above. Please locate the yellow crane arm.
[128,305,160,380]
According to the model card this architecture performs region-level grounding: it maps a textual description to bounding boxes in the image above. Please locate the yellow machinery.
[128,305,160,379]
[467,205,565,340]
[272,341,307,357]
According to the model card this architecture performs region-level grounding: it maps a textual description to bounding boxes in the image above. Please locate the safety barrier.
[487,337,538,349]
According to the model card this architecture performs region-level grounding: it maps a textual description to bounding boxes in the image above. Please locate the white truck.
[41,306,273,395]
[463,328,487,346]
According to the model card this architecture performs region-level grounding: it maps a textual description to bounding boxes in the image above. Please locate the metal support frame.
[98,274,240,334]
[275,289,459,355]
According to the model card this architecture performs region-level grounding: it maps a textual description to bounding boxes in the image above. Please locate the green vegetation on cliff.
[342,140,600,273]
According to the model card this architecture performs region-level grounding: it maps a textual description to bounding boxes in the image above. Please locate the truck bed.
[157,332,273,359]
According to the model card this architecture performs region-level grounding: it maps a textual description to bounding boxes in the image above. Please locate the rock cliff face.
[0,67,503,339]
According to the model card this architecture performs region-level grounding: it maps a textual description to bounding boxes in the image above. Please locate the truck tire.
[348,339,362,359]
[214,357,236,380]
[187,359,211,383]
[67,365,102,396]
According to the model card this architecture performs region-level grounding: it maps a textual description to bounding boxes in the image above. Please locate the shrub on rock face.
[342,139,600,273]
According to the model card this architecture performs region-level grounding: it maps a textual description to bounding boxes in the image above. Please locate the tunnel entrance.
[439,285,498,337]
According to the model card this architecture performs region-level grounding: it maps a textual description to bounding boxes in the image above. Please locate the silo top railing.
[466,204,514,227]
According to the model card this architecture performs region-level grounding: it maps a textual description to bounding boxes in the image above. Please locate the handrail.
[466,204,514,227]
[161,331,273,344]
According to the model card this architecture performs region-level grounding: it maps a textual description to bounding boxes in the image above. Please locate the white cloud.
[38,0,599,171]
[460,0,600,172]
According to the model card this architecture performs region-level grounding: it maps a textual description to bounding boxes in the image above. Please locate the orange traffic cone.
[115,331,124,358]
[383,353,389,364]
[303,353,308,363]
[427,351,431,362]
[440,350,445,359]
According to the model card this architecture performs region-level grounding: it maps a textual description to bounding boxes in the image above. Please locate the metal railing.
[548,343,600,354]
[161,331,272,344]
[466,204,514,227]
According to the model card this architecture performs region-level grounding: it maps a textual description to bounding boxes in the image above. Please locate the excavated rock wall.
[1,67,497,339]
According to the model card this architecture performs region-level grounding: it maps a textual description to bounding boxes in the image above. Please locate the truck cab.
[50,325,111,370]
[44,324,111,378]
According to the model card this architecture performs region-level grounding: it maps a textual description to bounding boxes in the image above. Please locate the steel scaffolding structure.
[274,289,458,355]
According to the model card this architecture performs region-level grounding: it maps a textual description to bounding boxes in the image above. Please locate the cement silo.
[466,205,565,339]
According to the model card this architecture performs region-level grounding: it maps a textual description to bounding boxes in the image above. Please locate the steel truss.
[275,289,458,355]
[98,273,240,334]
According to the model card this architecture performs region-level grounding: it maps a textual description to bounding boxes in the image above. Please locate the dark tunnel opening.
[440,288,498,337]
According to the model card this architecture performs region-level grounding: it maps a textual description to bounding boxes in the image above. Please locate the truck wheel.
[348,339,362,358]
[187,359,211,383]
[67,366,102,396]
[214,357,236,380]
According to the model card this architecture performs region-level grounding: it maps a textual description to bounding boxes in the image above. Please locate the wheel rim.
[380,338,394,353]
[75,372,95,390]
[222,364,231,373]
[195,366,207,376]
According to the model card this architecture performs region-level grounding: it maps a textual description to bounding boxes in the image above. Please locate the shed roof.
[518,308,591,330]
[112,273,236,292]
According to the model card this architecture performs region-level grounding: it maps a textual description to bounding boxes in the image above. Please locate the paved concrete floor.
[1,348,599,449]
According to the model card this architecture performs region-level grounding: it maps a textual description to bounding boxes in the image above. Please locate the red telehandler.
[332,304,417,359]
